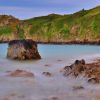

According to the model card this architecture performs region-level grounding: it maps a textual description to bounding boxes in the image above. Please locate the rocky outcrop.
[8,69,34,77]
[70,25,80,35]
[61,59,100,83]
[7,39,41,60]
[61,59,86,77]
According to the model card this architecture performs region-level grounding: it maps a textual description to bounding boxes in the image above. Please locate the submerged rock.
[43,96,59,100]
[72,85,84,90]
[61,59,100,83]
[42,72,52,77]
[8,69,34,77]
[7,39,41,60]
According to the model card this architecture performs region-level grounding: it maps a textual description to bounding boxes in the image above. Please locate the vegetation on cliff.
[0,6,100,42]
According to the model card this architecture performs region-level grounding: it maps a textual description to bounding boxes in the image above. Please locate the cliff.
[0,6,100,42]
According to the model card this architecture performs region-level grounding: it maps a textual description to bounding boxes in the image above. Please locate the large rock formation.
[7,39,41,60]
[61,59,100,84]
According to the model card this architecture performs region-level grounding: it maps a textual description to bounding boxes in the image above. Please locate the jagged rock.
[8,69,34,77]
[7,39,41,60]
[61,59,100,83]
[61,59,86,77]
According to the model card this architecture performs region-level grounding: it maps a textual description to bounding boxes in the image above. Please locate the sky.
[0,0,100,19]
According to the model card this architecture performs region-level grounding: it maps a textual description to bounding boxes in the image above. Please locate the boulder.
[7,39,41,60]
[42,72,52,77]
[61,59,100,83]
[61,59,86,77]
[8,69,34,77]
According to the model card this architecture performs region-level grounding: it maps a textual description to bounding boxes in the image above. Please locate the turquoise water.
[0,43,100,60]
[0,43,8,58]
[39,44,100,59]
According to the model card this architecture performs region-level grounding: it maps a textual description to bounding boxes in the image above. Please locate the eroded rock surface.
[61,59,100,83]
[61,59,86,77]
[7,39,41,60]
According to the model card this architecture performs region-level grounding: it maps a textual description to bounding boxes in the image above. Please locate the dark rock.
[42,72,52,77]
[51,97,59,100]
[61,59,100,84]
[44,64,51,67]
[43,96,59,100]
[88,78,99,84]
[75,59,85,65]
[7,39,41,60]
[73,85,84,90]
[62,59,86,77]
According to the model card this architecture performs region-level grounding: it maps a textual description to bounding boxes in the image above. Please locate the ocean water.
[0,43,100,60]
[0,43,100,100]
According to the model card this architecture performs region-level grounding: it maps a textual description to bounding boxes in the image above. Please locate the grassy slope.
[23,6,100,42]
[0,15,20,41]
[0,6,100,42]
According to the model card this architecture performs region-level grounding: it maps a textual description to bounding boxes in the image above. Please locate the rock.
[70,25,80,35]
[43,96,59,100]
[88,78,99,84]
[75,59,85,65]
[51,97,59,100]
[42,72,52,77]
[44,64,51,67]
[8,69,34,77]
[72,85,84,90]
[7,39,41,60]
[62,59,86,77]
[57,60,62,62]
[61,59,100,83]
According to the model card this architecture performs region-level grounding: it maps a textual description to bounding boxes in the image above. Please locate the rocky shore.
[0,40,100,45]
[61,59,100,84]
[37,40,100,45]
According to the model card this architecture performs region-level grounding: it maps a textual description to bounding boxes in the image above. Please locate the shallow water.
[0,44,100,100]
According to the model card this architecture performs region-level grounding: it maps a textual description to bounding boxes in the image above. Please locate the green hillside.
[0,6,100,42]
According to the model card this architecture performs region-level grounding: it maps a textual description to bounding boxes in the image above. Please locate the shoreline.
[0,40,100,45]
[37,40,100,45]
